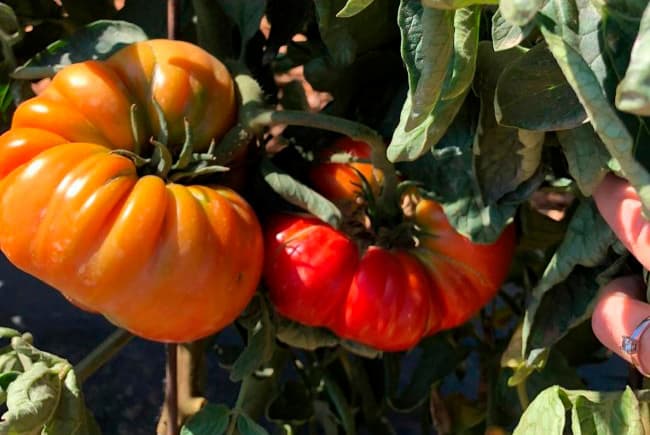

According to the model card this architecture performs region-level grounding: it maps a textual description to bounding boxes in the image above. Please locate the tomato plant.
[0,0,648,434]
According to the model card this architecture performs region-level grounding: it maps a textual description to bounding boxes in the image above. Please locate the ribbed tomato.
[0,142,262,342]
[264,208,514,351]
[0,40,261,342]
[11,39,236,153]
[265,137,515,351]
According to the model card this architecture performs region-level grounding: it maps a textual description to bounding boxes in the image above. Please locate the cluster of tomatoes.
[0,40,515,351]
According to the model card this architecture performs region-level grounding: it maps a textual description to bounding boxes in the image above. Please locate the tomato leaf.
[495,42,586,131]
[336,0,375,17]
[385,334,466,412]
[218,0,266,53]
[275,318,339,351]
[522,199,617,357]
[557,124,617,196]
[261,158,342,228]
[0,362,62,433]
[499,0,545,26]
[181,404,231,435]
[513,386,643,435]
[230,299,276,383]
[236,413,269,435]
[388,5,480,162]
[323,374,357,435]
[12,20,148,79]
[399,95,539,242]
[539,2,650,212]
[43,370,99,435]
[491,8,534,51]
[616,3,650,116]
[421,0,497,8]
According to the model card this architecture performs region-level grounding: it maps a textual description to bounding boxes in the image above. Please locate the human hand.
[592,173,650,375]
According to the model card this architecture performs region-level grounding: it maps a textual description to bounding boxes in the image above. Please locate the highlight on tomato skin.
[0,40,263,343]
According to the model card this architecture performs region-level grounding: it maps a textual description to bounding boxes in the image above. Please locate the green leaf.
[495,42,587,131]
[275,318,339,351]
[230,299,276,382]
[570,388,643,434]
[522,199,616,356]
[313,0,399,67]
[525,265,608,353]
[513,386,567,435]
[191,0,234,60]
[0,327,19,339]
[421,0,498,8]
[336,0,375,17]
[491,8,534,51]
[514,386,643,435]
[385,334,465,412]
[218,0,266,50]
[236,413,269,435]
[398,96,539,242]
[181,404,231,435]
[323,374,356,435]
[540,7,650,214]
[261,158,342,228]
[615,3,650,116]
[388,5,480,161]
[0,371,19,390]
[0,362,62,433]
[557,124,614,195]
[12,20,147,78]
[500,0,545,26]
[404,7,454,128]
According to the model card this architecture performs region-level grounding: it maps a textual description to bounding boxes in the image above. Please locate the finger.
[591,275,650,370]
[594,173,650,270]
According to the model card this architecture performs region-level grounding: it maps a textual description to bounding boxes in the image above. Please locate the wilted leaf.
[230,299,276,382]
[275,318,339,351]
[0,362,62,433]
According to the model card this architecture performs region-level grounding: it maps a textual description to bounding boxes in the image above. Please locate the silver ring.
[622,316,650,377]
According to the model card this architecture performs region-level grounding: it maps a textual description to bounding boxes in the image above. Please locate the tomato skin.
[412,200,516,331]
[0,143,262,342]
[264,214,439,351]
[264,215,359,326]
[11,39,236,153]
[308,138,383,208]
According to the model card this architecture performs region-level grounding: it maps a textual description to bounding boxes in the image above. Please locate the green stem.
[248,109,399,214]
[516,381,530,411]
[75,329,133,383]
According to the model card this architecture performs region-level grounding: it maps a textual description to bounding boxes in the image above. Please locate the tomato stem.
[248,109,400,216]
[167,0,177,40]
[164,343,179,435]
[74,328,133,383]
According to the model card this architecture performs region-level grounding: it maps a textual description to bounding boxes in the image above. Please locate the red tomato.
[308,138,383,209]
